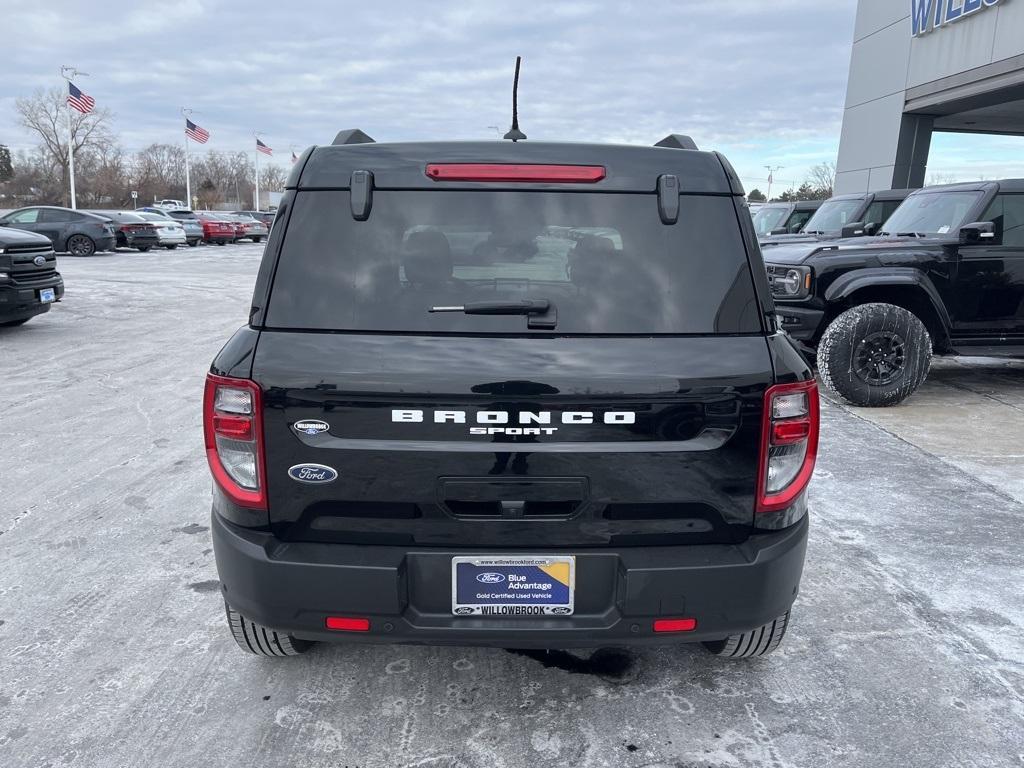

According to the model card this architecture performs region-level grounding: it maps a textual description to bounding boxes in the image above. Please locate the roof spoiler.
[332,129,375,146]
[654,134,698,150]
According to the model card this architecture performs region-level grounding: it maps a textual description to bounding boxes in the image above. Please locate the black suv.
[205,131,818,658]
[760,189,914,248]
[0,226,64,326]
[751,200,822,238]
[764,180,1024,406]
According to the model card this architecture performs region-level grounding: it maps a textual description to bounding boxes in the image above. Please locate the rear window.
[266,190,761,334]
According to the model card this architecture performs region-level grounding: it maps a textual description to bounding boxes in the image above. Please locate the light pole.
[764,165,783,201]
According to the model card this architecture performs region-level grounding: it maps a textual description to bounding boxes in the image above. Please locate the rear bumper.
[212,511,808,648]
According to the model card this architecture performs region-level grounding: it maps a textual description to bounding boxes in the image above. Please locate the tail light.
[756,380,819,513]
[203,373,266,509]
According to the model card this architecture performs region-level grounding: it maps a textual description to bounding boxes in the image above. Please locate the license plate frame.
[451,555,575,617]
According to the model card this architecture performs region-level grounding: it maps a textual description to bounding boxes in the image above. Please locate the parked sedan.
[193,212,235,245]
[158,209,204,247]
[0,206,116,256]
[232,210,275,228]
[226,213,269,242]
[136,212,188,249]
[88,211,161,252]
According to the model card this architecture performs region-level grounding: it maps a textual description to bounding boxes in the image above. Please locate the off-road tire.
[225,603,313,657]
[818,302,931,407]
[66,234,96,256]
[703,612,789,658]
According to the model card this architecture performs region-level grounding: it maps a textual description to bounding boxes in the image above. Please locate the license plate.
[39,288,55,303]
[452,556,575,616]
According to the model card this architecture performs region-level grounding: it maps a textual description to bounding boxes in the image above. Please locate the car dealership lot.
[1,245,1022,768]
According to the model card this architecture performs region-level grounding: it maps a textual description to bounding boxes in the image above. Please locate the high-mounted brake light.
[756,380,819,513]
[425,163,605,183]
[203,373,266,510]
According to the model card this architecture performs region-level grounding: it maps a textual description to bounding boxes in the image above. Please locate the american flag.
[256,138,273,156]
[67,82,95,114]
[185,118,210,144]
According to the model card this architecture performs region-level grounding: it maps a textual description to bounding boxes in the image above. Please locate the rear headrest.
[569,235,616,287]
[403,230,453,286]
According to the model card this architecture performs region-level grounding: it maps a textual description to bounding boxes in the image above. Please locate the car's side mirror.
[770,227,788,236]
[841,221,867,238]
[959,221,997,245]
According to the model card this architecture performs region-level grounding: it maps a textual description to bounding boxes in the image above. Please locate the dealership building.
[835,0,1024,194]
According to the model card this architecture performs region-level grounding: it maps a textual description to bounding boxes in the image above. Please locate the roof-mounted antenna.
[503,56,527,142]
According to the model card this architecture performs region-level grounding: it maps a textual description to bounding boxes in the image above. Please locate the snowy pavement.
[1,243,1022,767]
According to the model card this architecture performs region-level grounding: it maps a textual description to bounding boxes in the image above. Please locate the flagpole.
[253,134,260,210]
[66,96,77,210]
[60,66,80,210]
[182,108,192,208]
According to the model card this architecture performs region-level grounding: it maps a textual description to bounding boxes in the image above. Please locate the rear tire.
[703,612,789,658]
[818,302,931,407]
[66,234,96,257]
[252,236,263,243]
[164,244,177,250]
[188,239,199,247]
[225,603,313,657]
[137,245,151,253]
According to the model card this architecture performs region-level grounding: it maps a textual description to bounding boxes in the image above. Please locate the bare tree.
[16,87,116,207]
[133,143,186,203]
[806,161,836,198]
[926,172,957,187]
[258,163,288,194]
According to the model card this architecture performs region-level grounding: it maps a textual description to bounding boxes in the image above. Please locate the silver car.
[226,213,269,243]
[136,212,188,249]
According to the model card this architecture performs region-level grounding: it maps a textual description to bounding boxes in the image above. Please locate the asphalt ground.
[1,243,1022,767]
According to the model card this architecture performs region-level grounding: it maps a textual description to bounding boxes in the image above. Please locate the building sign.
[911,0,1003,37]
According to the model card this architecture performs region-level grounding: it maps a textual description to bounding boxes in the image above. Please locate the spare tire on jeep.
[817,302,931,407]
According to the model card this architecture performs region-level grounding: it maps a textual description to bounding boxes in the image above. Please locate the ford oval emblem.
[550,607,572,615]
[33,255,47,267]
[287,463,338,484]
[476,572,506,584]
[293,420,330,435]
[454,607,474,615]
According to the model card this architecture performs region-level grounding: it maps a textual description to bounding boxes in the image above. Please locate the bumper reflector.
[325,616,370,632]
[653,618,697,633]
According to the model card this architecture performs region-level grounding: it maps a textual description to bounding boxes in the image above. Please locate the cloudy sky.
[2,0,1021,193]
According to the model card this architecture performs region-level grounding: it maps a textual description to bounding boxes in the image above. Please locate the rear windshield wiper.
[429,299,557,329]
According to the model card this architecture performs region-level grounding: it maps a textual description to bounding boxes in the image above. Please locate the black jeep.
[205,130,817,658]
[764,180,1024,406]
[0,226,64,327]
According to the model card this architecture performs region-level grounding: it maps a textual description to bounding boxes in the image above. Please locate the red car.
[194,212,235,245]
